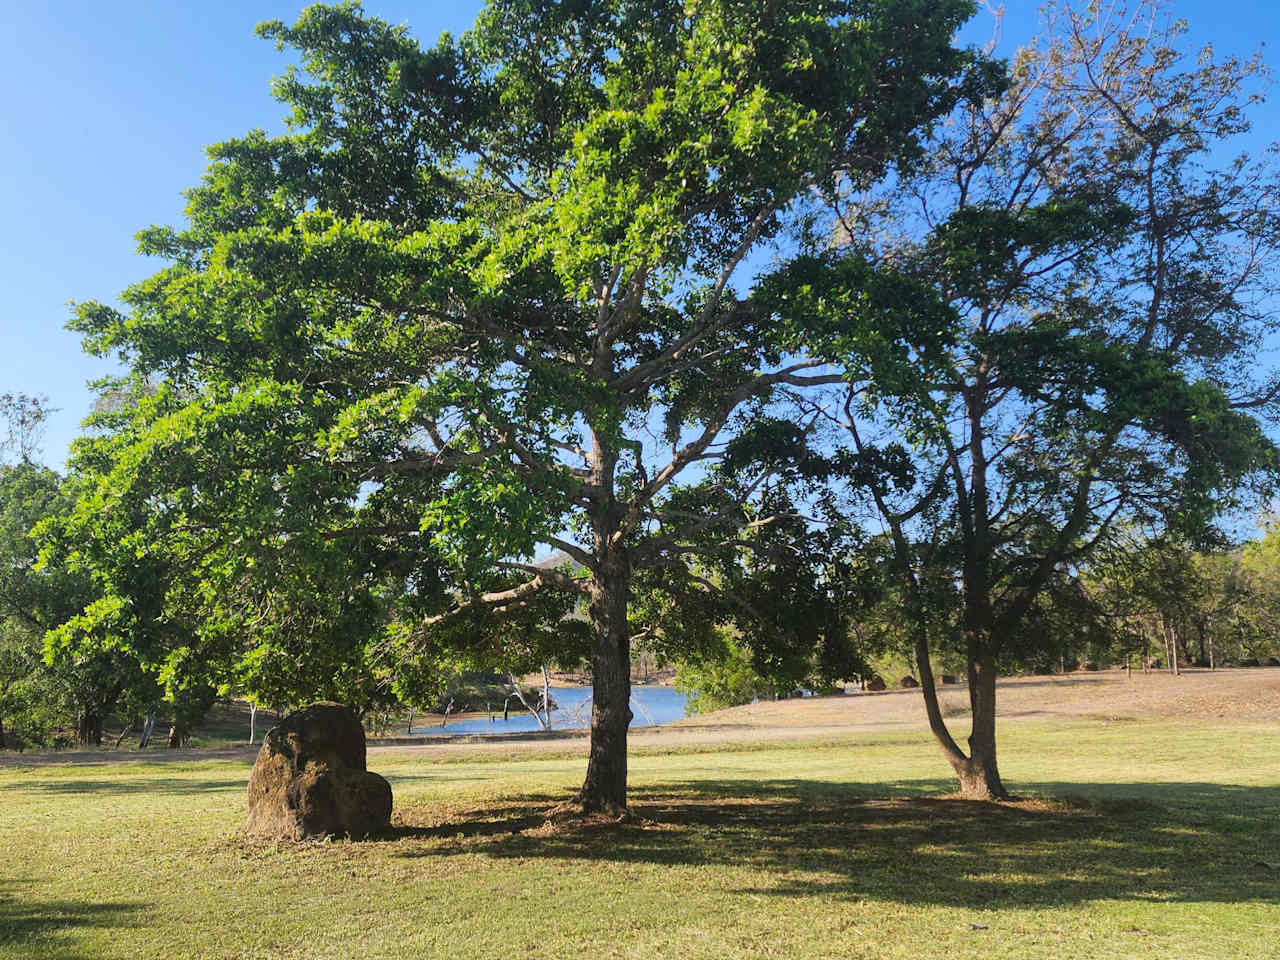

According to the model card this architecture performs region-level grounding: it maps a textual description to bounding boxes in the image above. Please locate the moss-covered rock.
[245,702,391,840]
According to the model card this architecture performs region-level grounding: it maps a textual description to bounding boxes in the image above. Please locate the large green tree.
[59,0,991,811]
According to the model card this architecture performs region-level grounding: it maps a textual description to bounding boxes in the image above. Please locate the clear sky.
[2,1,1277,469]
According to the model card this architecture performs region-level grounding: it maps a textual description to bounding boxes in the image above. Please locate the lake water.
[409,684,688,736]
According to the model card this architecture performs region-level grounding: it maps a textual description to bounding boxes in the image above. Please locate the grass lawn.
[2,718,1277,959]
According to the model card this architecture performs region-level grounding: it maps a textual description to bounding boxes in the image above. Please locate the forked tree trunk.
[578,554,632,814]
[505,676,548,731]
[914,628,1011,801]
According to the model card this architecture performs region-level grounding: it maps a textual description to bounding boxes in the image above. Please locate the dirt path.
[3,667,1276,769]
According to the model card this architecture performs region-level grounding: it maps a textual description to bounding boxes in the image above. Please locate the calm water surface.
[409,684,687,736]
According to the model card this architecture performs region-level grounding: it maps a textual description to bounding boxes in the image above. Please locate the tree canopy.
[52,0,993,810]
[775,0,1280,797]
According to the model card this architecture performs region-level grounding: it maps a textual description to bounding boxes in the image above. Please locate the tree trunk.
[0,715,5,749]
[77,710,103,746]
[576,419,633,815]
[578,553,632,814]
[139,711,156,749]
[957,654,1009,800]
[248,703,257,745]
[912,617,1011,801]
[506,675,548,730]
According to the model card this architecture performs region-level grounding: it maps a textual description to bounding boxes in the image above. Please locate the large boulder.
[245,702,392,840]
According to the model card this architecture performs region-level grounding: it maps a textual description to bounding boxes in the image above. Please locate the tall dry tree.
[776,0,1280,798]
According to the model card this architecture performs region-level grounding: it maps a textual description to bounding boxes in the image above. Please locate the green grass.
[2,719,1277,959]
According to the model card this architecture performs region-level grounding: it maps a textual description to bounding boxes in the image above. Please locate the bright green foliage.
[1,395,143,747]
[673,628,778,714]
[1234,529,1280,658]
[0,460,140,746]
[670,632,768,716]
[51,0,991,803]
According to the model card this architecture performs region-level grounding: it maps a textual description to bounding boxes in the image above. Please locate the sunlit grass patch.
[2,719,1277,959]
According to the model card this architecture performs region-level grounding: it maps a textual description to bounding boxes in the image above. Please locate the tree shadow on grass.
[388,778,1280,909]
[1,776,247,797]
[0,880,140,959]
[0,747,259,770]
[3,768,518,798]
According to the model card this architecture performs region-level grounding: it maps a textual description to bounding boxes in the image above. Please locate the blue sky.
[2,1,1277,468]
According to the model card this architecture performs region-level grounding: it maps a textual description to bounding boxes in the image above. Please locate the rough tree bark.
[577,429,634,813]
[578,549,633,814]
[960,653,1009,800]
[574,417,635,814]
